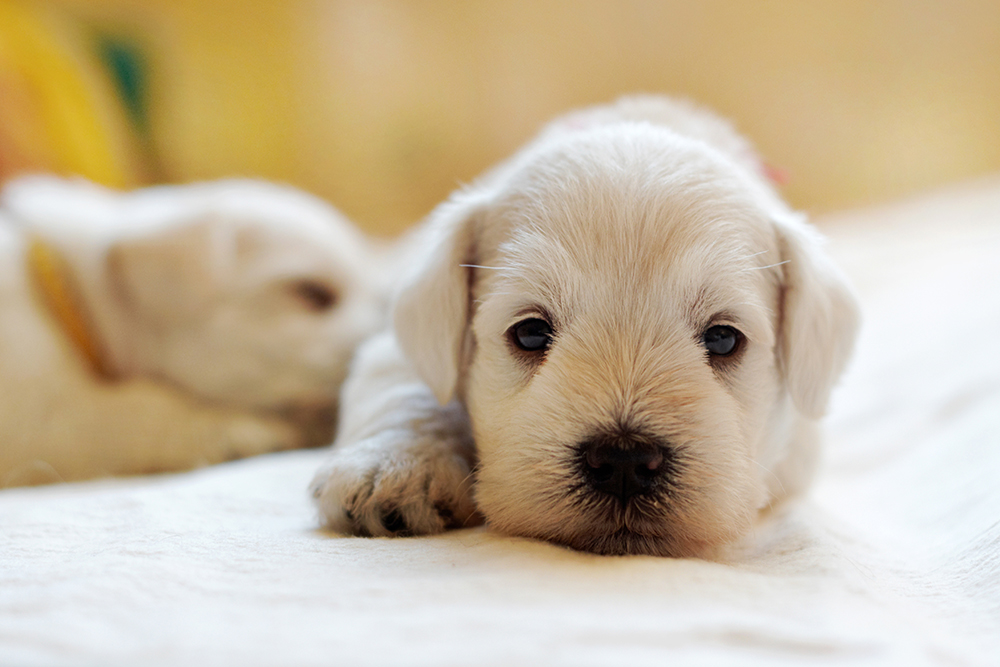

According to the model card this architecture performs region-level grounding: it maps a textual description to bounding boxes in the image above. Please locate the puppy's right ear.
[393,191,487,405]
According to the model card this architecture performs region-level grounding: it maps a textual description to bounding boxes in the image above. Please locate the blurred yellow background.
[2,0,999,235]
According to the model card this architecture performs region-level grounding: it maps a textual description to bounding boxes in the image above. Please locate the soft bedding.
[2,177,999,666]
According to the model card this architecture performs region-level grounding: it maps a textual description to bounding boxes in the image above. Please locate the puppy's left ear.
[393,190,487,405]
[775,217,860,419]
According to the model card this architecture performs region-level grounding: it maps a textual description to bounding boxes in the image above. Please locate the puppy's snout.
[581,437,667,504]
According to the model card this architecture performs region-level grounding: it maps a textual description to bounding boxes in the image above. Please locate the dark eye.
[510,318,553,352]
[291,280,338,312]
[703,325,741,357]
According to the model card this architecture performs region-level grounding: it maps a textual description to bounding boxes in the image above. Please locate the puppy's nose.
[581,438,666,504]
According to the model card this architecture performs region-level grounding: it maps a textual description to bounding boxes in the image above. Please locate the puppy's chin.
[559,526,721,559]
[473,447,761,558]
[480,494,755,558]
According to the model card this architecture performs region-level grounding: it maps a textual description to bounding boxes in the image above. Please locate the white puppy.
[0,177,384,486]
[312,96,859,557]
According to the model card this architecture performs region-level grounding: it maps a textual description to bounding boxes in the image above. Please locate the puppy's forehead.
[497,128,769,244]
[480,127,780,317]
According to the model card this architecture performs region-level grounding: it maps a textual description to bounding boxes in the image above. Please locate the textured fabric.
[2,178,999,666]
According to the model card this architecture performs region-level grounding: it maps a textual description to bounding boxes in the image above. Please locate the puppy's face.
[106,183,385,418]
[396,125,858,556]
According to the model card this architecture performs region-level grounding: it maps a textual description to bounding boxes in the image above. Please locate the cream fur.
[312,95,859,556]
[0,176,385,486]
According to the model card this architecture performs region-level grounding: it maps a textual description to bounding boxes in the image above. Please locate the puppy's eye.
[703,325,741,356]
[290,280,338,312]
[510,318,553,352]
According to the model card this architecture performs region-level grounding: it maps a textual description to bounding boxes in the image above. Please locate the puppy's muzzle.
[580,433,670,505]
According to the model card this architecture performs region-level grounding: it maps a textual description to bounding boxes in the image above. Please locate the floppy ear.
[392,191,486,405]
[1,174,118,228]
[775,217,860,419]
[105,216,237,325]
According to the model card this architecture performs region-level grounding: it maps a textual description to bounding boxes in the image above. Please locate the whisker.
[455,464,481,527]
[752,460,785,509]
[459,264,504,270]
[741,260,790,273]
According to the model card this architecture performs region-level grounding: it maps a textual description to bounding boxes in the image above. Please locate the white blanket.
[2,178,999,666]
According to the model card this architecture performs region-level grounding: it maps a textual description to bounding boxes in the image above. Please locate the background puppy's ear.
[2,174,118,232]
[775,217,860,419]
[392,191,485,405]
[106,216,236,324]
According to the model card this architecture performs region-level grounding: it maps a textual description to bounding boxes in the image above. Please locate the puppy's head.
[7,178,383,430]
[395,106,858,556]
[110,182,385,418]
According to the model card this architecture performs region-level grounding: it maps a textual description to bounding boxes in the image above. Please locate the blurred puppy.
[312,96,859,557]
[0,177,384,486]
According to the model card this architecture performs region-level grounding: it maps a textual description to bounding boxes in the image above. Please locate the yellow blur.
[3,0,999,234]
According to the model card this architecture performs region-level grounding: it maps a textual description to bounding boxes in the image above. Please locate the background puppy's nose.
[581,438,666,504]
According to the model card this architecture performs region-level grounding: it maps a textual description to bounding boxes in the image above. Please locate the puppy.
[312,96,859,557]
[0,176,384,486]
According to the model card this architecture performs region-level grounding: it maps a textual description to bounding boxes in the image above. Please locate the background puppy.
[312,96,859,557]
[0,177,384,486]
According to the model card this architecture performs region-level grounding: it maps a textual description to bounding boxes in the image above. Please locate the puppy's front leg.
[311,331,480,536]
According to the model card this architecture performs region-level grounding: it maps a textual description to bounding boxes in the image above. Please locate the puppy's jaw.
[476,438,762,556]
[476,440,760,556]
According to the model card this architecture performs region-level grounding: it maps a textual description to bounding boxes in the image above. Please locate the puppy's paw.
[310,435,479,537]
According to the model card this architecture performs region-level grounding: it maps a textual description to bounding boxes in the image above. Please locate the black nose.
[581,437,667,504]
